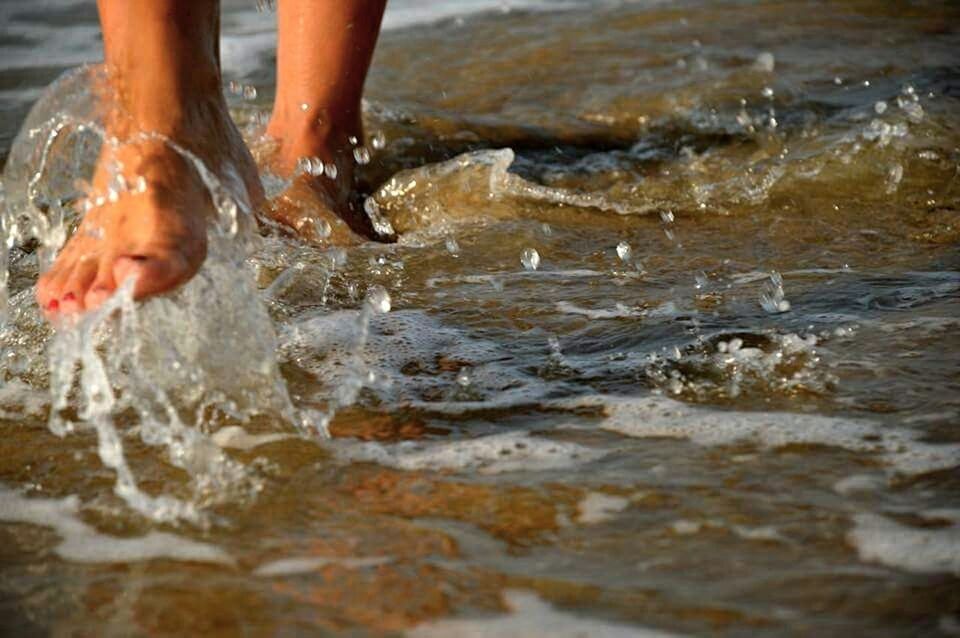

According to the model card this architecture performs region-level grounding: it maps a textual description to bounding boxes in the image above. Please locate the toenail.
[63,292,76,302]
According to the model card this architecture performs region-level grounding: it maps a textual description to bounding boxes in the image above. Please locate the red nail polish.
[63,292,76,302]
[48,299,59,310]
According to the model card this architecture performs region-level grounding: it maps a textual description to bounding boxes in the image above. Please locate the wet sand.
[1,1,959,636]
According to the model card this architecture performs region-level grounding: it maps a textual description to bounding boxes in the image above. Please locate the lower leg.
[267,0,386,171]
[264,0,390,242]
[36,0,262,317]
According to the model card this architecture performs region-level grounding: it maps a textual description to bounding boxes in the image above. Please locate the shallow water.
[1,0,960,636]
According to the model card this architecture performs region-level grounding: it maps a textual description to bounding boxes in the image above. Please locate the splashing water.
[1,66,303,522]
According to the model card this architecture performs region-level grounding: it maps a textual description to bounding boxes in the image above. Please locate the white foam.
[833,474,886,496]
[555,301,643,319]
[211,425,293,451]
[332,431,605,475]
[0,486,231,565]
[559,395,960,476]
[0,377,48,419]
[410,589,683,638]
[254,555,392,577]
[577,492,630,524]
[848,511,960,576]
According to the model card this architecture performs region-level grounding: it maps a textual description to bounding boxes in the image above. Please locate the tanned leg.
[36,0,263,319]
[264,0,391,243]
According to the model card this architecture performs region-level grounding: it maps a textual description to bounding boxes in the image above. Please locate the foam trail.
[411,589,684,638]
[559,395,960,476]
[0,486,231,564]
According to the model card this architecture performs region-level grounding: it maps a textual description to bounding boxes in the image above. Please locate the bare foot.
[258,123,395,245]
[36,134,262,320]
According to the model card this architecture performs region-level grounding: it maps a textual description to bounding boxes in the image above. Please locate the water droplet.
[353,147,371,165]
[366,285,391,313]
[694,271,708,290]
[616,241,632,263]
[324,162,338,180]
[660,210,675,224]
[348,135,359,146]
[242,85,257,100]
[300,102,309,112]
[874,100,888,114]
[445,237,460,255]
[309,157,326,177]
[363,197,380,216]
[313,218,332,239]
[760,271,791,314]
[106,188,119,203]
[753,51,775,72]
[371,131,386,150]
[228,80,242,95]
[456,368,471,387]
[541,223,553,236]
[521,247,540,271]
[885,163,903,194]
[761,86,774,99]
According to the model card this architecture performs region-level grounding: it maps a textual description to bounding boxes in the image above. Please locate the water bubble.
[541,223,553,236]
[885,163,903,194]
[660,210,675,224]
[295,156,311,175]
[309,157,326,177]
[445,237,460,256]
[760,271,791,314]
[228,80,242,95]
[365,285,391,314]
[694,271,708,290]
[521,247,540,271]
[456,368,471,387]
[371,131,386,150]
[834,76,843,85]
[106,188,119,203]
[300,102,309,112]
[901,101,924,123]
[753,51,775,72]
[324,162,338,180]
[313,218,332,240]
[242,85,257,100]
[616,241,632,263]
[353,147,371,165]
[761,86,774,99]
[874,100,888,115]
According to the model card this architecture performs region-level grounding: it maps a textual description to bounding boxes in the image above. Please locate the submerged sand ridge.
[1,0,959,635]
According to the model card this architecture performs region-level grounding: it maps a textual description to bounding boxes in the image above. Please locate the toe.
[83,261,117,311]
[36,265,69,316]
[112,248,201,301]
[58,258,98,315]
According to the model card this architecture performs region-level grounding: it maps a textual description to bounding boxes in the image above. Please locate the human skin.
[36,0,387,319]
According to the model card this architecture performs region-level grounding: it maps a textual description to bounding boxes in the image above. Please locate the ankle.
[266,105,362,173]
